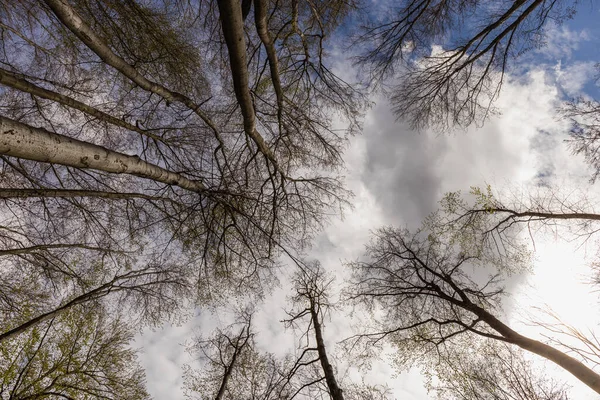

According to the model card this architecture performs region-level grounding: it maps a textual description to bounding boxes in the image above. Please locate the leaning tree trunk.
[0,116,205,192]
[310,300,345,400]
[467,302,600,394]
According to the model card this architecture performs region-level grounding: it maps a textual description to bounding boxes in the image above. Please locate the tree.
[0,0,364,342]
[355,0,582,130]
[0,304,148,399]
[347,223,600,393]
[184,312,292,400]
[4,0,599,398]
[185,265,391,400]
[284,264,345,400]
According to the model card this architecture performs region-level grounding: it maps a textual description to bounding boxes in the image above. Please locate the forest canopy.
[0,0,599,399]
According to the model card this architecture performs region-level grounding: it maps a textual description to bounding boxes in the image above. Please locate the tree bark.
[217,0,282,173]
[0,188,169,201]
[0,116,205,192]
[253,0,284,123]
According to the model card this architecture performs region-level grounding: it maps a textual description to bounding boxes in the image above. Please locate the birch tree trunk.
[0,116,205,192]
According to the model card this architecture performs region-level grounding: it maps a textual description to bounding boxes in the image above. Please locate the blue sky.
[137,2,600,399]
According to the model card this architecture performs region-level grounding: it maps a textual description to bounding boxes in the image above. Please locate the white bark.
[45,0,284,176]
[468,301,600,394]
[217,0,283,173]
[0,116,205,192]
[0,68,164,142]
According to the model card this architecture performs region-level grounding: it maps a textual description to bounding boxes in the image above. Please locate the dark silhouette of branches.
[284,264,345,400]
[564,99,600,182]
[347,226,600,393]
[0,0,366,356]
[355,0,577,129]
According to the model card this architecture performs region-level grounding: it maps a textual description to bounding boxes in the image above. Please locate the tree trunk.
[310,301,344,400]
[0,68,163,142]
[0,188,169,201]
[253,0,284,121]
[215,326,251,400]
[0,116,205,192]
[0,277,117,342]
[217,0,282,172]
[468,302,600,394]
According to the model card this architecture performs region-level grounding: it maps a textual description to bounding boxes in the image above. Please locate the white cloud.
[137,61,600,400]
[554,60,598,97]
[538,22,592,60]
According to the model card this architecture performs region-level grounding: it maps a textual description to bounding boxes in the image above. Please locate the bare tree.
[355,0,578,130]
[347,225,600,394]
[0,304,148,399]
[184,312,292,400]
[185,267,389,400]
[285,264,345,400]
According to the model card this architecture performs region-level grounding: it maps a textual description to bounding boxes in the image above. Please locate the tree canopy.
[1,0,599,398]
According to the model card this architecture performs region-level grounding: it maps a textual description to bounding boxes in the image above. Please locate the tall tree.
[347,223,600,394]
[184,312,292,400]
[285,264,345,400]
[0,0,364,341]
[184,265,389,400]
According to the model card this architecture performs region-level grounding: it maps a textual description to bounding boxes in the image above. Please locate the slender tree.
[285,264,345,400]
[184,312,291,400]
[185,266,391,400]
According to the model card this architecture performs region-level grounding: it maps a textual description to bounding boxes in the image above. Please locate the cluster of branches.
[0,0,366,359]
[3,0,600,397]
[0,304,148,399]
[185,265,391,400]
[0,0,368,395]
[427,339,571,400]
[346,185,600,396]
[354,0,593,133]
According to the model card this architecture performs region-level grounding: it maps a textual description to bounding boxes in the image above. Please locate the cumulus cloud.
[137,54,598,400]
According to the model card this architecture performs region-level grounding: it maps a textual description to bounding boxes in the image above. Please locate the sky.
[136,3,600,399]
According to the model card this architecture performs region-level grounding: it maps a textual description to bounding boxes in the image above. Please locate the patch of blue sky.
[551,1,600,98]
[335,0,598,99]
